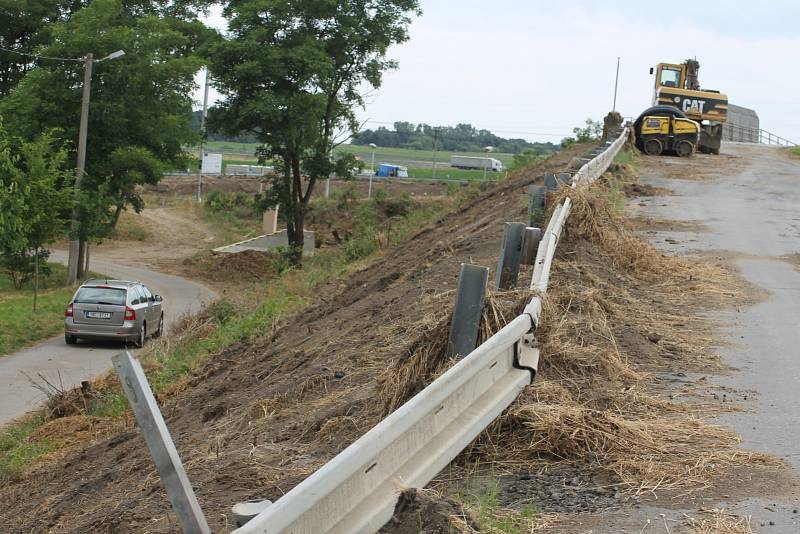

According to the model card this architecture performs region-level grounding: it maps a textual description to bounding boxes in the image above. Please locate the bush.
[205,190,258,217]
[344,234,378,261]
[272,246,294,274]
[0,249,51,290]
[374,190,412,218]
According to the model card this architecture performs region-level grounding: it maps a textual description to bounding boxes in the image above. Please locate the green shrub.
[344,233,378,261]
[374,191,412,218]
[205,190,257,217]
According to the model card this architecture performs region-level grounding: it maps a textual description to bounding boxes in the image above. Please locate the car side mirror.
[649,67,654,75]
[155,295,162,302]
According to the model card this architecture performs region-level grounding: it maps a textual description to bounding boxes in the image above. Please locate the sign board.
[201,152,223,174]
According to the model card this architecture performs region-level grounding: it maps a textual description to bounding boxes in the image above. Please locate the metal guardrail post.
[447,264,490,358]
[528,184,546,226]
[111,351,211,534]
[521,227,542,265]
[543,173,558,191]
[494,222,526,290]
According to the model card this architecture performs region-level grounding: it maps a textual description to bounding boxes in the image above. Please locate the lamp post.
[368,143,377,199]
[67,49,125,286]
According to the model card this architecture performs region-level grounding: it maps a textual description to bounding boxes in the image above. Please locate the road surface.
[637,143,800,529]
[0,251,215,425]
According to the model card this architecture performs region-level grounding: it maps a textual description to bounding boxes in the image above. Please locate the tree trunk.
[111,204,123,230]
[76,239,86,279]
[287,154,305,266]
[84,243,90,276]
[33,247,39,312]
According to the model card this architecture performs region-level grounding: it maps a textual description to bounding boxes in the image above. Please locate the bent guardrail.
[233,126,630,534]
[113,127,630,534]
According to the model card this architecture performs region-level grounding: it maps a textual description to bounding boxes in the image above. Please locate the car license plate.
[86,311,112,319]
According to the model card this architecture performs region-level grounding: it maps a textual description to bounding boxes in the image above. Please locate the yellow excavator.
[634,59,728,155]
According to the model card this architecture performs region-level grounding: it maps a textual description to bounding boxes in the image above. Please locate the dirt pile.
[0,145,587,532]
[180,249,279,286]
[380,488,477,534]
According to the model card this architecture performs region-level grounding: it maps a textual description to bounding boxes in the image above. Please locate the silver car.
[64,279,164,347]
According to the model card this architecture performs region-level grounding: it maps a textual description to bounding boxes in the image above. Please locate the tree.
[0,0,85,95]
[0,124,70,309]
[562,118,603,147]
[209,0,421,265]
[0,0,216,261]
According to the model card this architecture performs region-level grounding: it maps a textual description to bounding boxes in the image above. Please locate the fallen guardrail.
[112,127,630,534]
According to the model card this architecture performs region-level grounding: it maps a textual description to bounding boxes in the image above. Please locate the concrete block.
[262,208,279,235]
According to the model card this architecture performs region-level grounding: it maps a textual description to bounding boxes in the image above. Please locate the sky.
[198,1,800,143]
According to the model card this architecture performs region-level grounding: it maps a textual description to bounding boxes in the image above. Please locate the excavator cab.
[652,64,685,89]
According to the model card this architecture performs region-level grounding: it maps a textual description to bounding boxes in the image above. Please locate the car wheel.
[153,314,164,339]
[65,333,77,345]
[135,323,146,348]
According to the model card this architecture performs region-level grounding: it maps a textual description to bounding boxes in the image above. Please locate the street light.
[66,49,126,285]
[368,143,377,199]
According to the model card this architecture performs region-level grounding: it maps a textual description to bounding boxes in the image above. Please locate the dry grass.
[447,173,781,499]
[684,508,754,534]
[376,288,534,417]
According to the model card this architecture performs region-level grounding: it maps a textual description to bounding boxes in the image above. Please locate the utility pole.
[196,67,210,203]
[67,53,94,286]
[432,128,440,180]
[612,56,620,112]
[65,49,125,285]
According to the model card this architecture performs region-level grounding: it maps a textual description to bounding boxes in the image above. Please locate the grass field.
[400,167,503,181]
[0,263,80,356]
[199,140,518,168]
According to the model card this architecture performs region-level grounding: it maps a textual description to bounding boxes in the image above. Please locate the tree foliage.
[353,121,557,155]
[0,0,216,243]
[209,0,421,265]
[561,118,603,147]
[0,123,70,303]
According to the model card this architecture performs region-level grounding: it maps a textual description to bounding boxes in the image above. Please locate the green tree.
[562,118,603,147]
[0,124,70,309]
[0,0,215,254]
[209,0,421,265]
[0,0,84,95]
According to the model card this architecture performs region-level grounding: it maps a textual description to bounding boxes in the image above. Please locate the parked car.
[64,279,164,347]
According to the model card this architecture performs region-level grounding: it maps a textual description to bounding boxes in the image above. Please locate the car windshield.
[74,287,127,306]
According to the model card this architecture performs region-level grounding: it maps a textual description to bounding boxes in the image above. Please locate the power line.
[0,44,82,63]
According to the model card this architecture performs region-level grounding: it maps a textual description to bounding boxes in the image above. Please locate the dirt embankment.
[3,146,791,533]
[0,145,584,532]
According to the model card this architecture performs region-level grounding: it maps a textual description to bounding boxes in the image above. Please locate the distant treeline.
[352,122,557,154]
[193,113,557,155]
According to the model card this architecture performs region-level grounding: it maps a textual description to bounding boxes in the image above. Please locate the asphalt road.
[0,251,215,426]
[637,142,800,529]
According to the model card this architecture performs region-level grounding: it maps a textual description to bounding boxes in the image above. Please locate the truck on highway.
[450,155,504,172]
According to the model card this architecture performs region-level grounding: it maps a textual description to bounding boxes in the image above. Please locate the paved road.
[0,252,215,425]
[638,142,800,529]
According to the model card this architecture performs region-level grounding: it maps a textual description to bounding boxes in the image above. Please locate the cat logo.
[681,99,706,114]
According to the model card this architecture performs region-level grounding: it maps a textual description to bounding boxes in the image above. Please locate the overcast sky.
[198,1,799,142]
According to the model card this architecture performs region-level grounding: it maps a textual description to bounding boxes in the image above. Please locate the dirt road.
[636,143,800,529]
[0,251,215,426]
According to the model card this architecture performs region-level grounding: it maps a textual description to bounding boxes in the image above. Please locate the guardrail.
[233,127,629,534]
[722,123,797,147]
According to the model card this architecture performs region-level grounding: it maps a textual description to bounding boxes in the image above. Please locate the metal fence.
[722,123,796,147]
